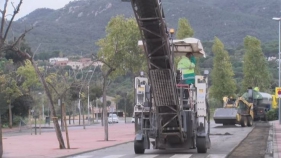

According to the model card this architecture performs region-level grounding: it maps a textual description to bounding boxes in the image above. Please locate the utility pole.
[123,92,127,123]
[273,17,281,124]
[78,95,81,125]
[88,85,90,124]
[96,99,98,122]
[87,66,96,124]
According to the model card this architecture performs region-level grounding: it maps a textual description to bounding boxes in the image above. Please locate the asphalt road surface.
[67,121,253,158]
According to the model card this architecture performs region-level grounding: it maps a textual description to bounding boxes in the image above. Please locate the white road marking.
[135,154,159,158]
[102,155,125,158]
[206,154,227,158]
[170,154,192,158]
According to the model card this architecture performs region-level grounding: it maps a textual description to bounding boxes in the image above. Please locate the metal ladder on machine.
[129,0,184,149]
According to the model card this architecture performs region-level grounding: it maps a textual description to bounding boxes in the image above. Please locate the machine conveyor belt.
[132,0,178,107]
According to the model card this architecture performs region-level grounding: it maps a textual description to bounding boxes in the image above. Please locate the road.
[67,121,253,158]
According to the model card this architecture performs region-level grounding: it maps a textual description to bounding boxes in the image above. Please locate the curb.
[265,122,274,158]
[225,125,255,158]
[58,141,134,158]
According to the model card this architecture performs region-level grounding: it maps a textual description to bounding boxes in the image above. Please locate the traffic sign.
[275,87,281,98]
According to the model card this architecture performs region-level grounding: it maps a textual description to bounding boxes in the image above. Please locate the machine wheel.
[196,137,207,153]
[134,139,145,154]
[247,116,253,127]
[240,116,247,127]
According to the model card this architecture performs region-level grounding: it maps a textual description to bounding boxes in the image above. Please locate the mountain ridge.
[9,0,281,55]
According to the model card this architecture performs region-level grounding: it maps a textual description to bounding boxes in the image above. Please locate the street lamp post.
[273,17,281,124]
[87,66,96,124]
[38,92,44,124]
[78,66,97,126]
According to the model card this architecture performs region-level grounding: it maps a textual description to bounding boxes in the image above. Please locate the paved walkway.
[2,123,135,158]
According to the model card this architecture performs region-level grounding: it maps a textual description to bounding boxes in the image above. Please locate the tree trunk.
[73,113,75,124]
[103,78,109,141]
[59,99,64,132]
[62,103,70,149]
[8,103,12,129]
[79,100,81,125]
[92,104,95,123]
[82,102,85,129]
[0,111,3,158]
[101,108,103,126]
[69,114,71,125]
[31,61,66,149]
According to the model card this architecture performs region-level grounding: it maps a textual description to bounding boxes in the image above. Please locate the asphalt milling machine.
[213,88,273,127]
[123,0,211,155]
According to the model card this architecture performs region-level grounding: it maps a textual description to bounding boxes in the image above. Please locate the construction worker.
[177,52,196,84]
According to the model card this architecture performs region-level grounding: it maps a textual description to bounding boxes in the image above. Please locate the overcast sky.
[0,0,73,20]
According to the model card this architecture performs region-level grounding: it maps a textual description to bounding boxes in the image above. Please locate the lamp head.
[272,17,281,21]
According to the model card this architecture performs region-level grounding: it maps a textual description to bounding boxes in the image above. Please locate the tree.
[209,37,236,102]
[12,94,34,117]
[176,18,194,39]
[115,91,134,116]
[242,36,271,92]
[0,0,68,154]
[94,15,143,141]
[4,76,23,128]
[0,59,23,129]
[16,60,41,93]
[89,85,103,101]
[175,18,200,74]
[45,66,82,128]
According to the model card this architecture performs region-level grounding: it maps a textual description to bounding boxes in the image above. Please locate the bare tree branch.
[47,81,59,96]
[11,27,33,49]
[11,2,16,11]
[0,0,8,38]
[3,0,23,41]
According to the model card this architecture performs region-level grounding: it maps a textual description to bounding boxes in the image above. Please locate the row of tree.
[175,18,274,104]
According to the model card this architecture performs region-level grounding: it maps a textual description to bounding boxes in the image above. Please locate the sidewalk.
[2,123,135,158]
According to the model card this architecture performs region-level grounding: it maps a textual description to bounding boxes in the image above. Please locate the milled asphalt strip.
[225,126,255,158]
[59,141,134,158]
[273,122,279,158]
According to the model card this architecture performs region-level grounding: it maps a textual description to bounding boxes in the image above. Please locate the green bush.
[208,98,222,109]
[12,115,22,125]
[266,108,278,121]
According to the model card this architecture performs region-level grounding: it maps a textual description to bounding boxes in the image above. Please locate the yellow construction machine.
[213,87,274,127]
[213,96,254,127]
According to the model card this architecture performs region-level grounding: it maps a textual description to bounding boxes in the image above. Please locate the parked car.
[108,114,119,123]
[131,117,135,123]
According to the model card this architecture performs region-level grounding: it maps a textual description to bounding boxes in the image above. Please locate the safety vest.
[177,56,195,74]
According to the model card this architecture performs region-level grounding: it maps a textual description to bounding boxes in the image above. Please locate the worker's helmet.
[254,87,259,91]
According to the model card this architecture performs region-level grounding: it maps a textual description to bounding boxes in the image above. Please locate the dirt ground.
[227,122,270,158]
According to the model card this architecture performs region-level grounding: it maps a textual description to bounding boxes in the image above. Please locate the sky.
[0,0,73,20]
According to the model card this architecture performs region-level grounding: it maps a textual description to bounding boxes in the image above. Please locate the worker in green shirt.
[177,52,196,84]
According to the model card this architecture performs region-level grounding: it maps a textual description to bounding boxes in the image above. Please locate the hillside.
[10,0,281,55]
